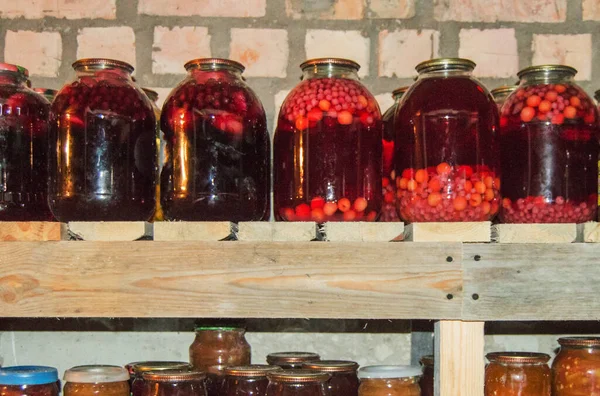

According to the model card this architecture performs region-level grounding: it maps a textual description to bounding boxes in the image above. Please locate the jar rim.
[224,365,282,377]
[302,360,359,373]
[131,361,191,374]
[266,370,330,383]
[486,352,550,364]
[194,326,245,332]
[266,352,321,364]
[142,369,206,382]
[0,366,59,386]
[64,365,129,383]
[490,85,518,97]
[72,58,134,74]
[558,337,600,347]
[0,63,29,78]
[358,365,422,380]
[517,64,577,79]
[184,58,245,73]
[300,58,360,72]
[416,58,476,74]
[392,86,409,98]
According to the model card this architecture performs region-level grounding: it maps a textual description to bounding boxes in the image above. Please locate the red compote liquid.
[49,58,157,222]
[394,58,501,222]
[274,58,382,222]
[0,63,53,221]
[499,65,599,223]
[160,58,270,221]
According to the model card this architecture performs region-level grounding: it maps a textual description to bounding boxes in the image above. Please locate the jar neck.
[520,70,574,85]
[195,328,245,341]
[0,71,27,86]
[75,66,132,80]
[188,65,243,80]
[302,64,359,80]
[418,68,473,79]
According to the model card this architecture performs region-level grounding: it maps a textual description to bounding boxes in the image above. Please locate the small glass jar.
[221,365,282,396]
[552,337,600,395]
[500,65,599,223]
[0,366,59,396]
[274,58,382,222]
[490,86,518,111]
[141,87,165,222]
[129,362,191,396]
[394,58,501,222]
[49,58,157,221]
[265,370,330,396]
[418,356,433,396]
[303,360,359,396]
[485,352,550,396]
[64,365,130,396]
[189,327,251,371]
[141,370,206,396]
[267,353,321,369]
[33,88,58,103]
[357,366,421,396]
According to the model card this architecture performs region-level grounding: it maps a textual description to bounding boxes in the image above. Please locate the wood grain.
[0,222,66,241]
[323,222,404,242]
[68,222,151,241]
[491,223,579,243]
[582,221,600,242]
[153,222,232,241]
[405,222,491,242]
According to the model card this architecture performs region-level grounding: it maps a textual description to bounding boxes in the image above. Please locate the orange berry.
[526,95,541,107]
[399,178,409,190]
[481,201,491,215]
[311,208,325,222]
[343,209,357,221]
[538,100,551,113]
[337,198,351,212]
[357,95,368,107]
[307,107,323,122]
[564,106,577,119]
[366,211,377,221]
[281,207,295,221]
[318,100,331,111]
[453,196,467,211]
[570,96,581,107]
[353,197,368,212]
[436,162,452,175]
[551,114,564,125]
[470,194,482,207]
[295,203,311,219]
[545,90,558,102]
[295,116,309,130]
[428,192,442,207]
[555,84,566,93]
[494,178,501,190]
[520,107,535,122]
[407,179,418,191]
[484,188,495,202]
[429,177,442,192]
[475,181,487,194]
[484,176,494,189]
[311,196,325,210]
[464,180,473,192]
[502,198,512,208]
[323,202,338,216]
[490,202,500,215]
[415,169,429,184]
[337,111,353,125]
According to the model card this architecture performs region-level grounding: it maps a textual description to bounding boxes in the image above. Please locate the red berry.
[307,107,323,122]
[564,106,577,119]
[295,203,311,219]
[526,95,541,107]
[295,116,309,130]
[343,209,357,221]
[337,111,353,125]
[310,196,325,210]
[337,198,351,212]
[353,197,368,212]
[311,208,325,222]
[520,107,535,122]
[323,202,338,216]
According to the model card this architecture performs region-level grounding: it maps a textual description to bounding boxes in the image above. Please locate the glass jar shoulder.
[0,84,49,117]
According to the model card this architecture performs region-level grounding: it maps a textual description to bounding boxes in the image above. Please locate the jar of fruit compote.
[141,87,164,221]
[274,58,382,222]
[189,327,251,371]
[49,58,157,222]
[418,356,433,396]
[33,88,58,103]
[160,58,270,221]
[141,370,207,396]
[265,370,330,396]
[552,337,600,395]
[303,360,359,396]
[0,366,60,396]
[499,65,599,223]
[129,361,191,396]
[490,85,518,111]
[64,365,130,396]
[0,63,53,221]
[221,365,281,396]
[357,366,421,396]
[485,352,551,396]
[394,58,501,222]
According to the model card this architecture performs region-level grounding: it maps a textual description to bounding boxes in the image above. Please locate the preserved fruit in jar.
[394,58,500,222]
[204,365,225,396]
[189,327,251,371]
[160,58,270,221]
[64,365,130,396]
[485,352,550,396]
[267,353,321,369]
[0,63,53,221]
[490,85,518,111]
[49,58,157,221]
[141,88,164,221]
[33,88,58,103]
[274,58,382,222]
[141,370,206,396]
[265,370,330,396]
[419,356,433,396]
[357,366,421,396]
[303,360,359,396]
[129,362,191,396]
[221,365,281,396]
[0,366,59,396]
[500,65,599,223]
[552,337,600,395]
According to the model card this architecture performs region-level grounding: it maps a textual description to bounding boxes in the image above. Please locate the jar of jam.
[394,58,501,222]
[49,58,157,222]
[490,85,518,111]
[418,356,433,396]
[357,366,421,396]
[64,365,130,396]
[0,366,59,396]
[141,87,164,222]
[267,353,321,369]
[33,88,58,103]
[221,365,282,396]
[129,362,191,396]
[189,327,251,371]
[141,370,206,396]
[204,365,226,396]
[274,58,382,222]
[303,360,359,396]
[0,63,53,221]
[552,337,600,395]
[265,370,330,396]
[500,65,599,223]
[485,352,550,396]
[160,58,270,221]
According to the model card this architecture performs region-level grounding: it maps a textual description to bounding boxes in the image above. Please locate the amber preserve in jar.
[0,366,59,396]
[221,365,281,396]
[418,356,433,396]
[500,65,599,223]
[129,362,191,396]
[265,370,330,396]
[49,58,157,222]
[303,360,359,396]
[274,58,382,222]
[485,352,550,396]
[141,370,206,396]
[189,327,251,371]
[267,352,321,369]
[552,337,600,395]
[357,366,421,396]
[394,58,500,223]
[64,365,129,396]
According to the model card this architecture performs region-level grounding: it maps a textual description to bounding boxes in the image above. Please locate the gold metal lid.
[416,58,476,74]
[0,63,29,77]
[224,365,282,378]
[420,355,434,367]
[486,352,550,364]
[131,362,191,374]
[142,370,206,382]
[194,326,245,332]
[490,85,518,97]
[267,352,321,365]
[517,65,577,79]
[184,58,245,73]
[267,370,330,383]
[72,58,135,74]
[141,88,159,102]
[558,337,600,347]
[302,360,358,373]
[300,58,360,72]
[392,86,409,98]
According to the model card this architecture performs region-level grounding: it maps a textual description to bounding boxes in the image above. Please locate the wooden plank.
[434,320,484,396]
[405,222,491,242]
[0,222,66,241]
[582,221,600,242]
[237,222,274,241]
[322,222,404,242]
[68,222,151,241]
[462,243,600,320]
[271,222,317,241]
[492,223,579,243]
[0,241,463,319]
[153,222,233,241]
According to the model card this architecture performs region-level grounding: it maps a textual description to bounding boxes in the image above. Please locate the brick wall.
[1,0,599,129]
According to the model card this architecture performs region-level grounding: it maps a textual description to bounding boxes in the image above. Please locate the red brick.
[583,0,600,20]
[459,29,518,78]
[152,27,211,75]
[434,0,566,22]
[0,0,116,19]
[379,29,439,78]
[532,34,592,81]
[305,29,371,77]
[138,0,266,17]
[369,0,415,18]
[4,30,62,77]
[77,27,136,68]
[229,28,289,78]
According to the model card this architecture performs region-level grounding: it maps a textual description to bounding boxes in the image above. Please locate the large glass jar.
[490,86,518,111]
[0,63,53,221]
[418,356,433,396]
[160,58,270,221]
[0,366,59,396]
[49,58,157,221]
[130,362,191,396]
[141,87,164,222]
[485,352,550,396]
[189,327,251,371]
[267,353,321,370]
[141,370,206,396]
[303,360,359,396]
[357,366,421,396]
[552,337,600,395]
[273,58,382,222]
[499,65,599,223]
[265,370,330,396]
[221,365,282,396]
[394,58,500,222]
[64,365,130,396]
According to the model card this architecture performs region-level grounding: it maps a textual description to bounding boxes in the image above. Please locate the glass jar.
[267,353,321,370]
[381,86,408,222]
[64,365,130,396]
[33,88,58,103]
[490,86,518,111]
[160,58,270,221]
[265,370,330,396]
[141,87,165,222]
[485,352,550,396]
[49,58,157,222]
[0,63,53,221]
[418,356,433,396]
[129,362,191,396]
[552,337,600,395]
[189,327,251,371]
[204,365,225,396]
[141,370,206,396]
[394,58,501,222]
[303,360,359,396]
[273,58,382,222]
[499,65,599,223]
[357,366,421,396]
[221,365,282,396]
[0,366,59,396]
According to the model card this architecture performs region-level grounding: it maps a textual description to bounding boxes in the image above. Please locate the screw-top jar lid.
[392,86,409,98]
[517,65,577,80]
[302,360,359,373]
[224,365,282,378]
[358,365,422,380]
[142,370,206,382]
[267,352,321,365]
[0,366,59,385]
[184,58,245,73]
[141,88,159,102]
[64,365,130,383]
[0,63,29,78]
[194,326,245,332]
[486,352,550,364]
[490,85,518,98]
[131,361,191,375]
[419,355,434,367]
[300,58,360,72]
[558,337,600,347]
[267,370,330,383]
[416,58,476,74]
[72,58,135,74]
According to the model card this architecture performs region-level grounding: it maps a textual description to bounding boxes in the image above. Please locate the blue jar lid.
[0,366,59,385]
